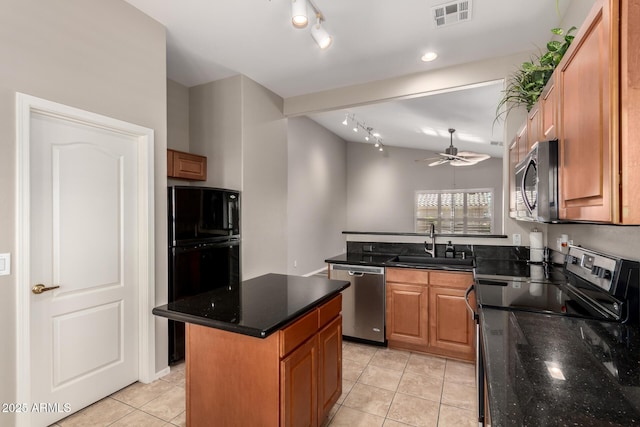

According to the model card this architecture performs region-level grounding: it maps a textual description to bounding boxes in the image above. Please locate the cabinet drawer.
[429,271,473,289]
[386,268,429,285]
[280,309,319,358]
[318,294,342,329]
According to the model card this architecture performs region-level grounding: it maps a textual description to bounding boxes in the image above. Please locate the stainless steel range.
[474,246,639,323]
[468,245,639,426]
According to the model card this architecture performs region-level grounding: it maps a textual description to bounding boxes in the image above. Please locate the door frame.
[15,93,157,425]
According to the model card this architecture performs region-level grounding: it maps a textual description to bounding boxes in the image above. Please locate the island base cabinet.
[185,295,342,427]
[317,315,342,422]
[186,323,281,427]
[281,336,318,427]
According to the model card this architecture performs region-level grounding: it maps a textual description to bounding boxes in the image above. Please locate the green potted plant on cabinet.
[496,26,576,122]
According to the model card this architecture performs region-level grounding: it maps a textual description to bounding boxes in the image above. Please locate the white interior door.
[28,110,140,426]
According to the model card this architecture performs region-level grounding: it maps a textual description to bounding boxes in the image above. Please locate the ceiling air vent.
[432,0,472,28]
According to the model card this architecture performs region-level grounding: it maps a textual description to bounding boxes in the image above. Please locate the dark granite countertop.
[152,273,350,338]
[325,253,474,272]
[480,308,640,426]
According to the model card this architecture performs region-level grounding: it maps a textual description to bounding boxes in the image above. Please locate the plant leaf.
[547,40,562,52]
[551,27,564,35]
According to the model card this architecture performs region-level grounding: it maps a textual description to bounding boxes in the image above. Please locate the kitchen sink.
[389,255,474,267]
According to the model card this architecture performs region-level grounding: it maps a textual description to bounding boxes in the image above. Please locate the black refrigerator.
[167,186,241,363]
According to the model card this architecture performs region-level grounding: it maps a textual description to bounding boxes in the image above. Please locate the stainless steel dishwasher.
[330,264,385,344]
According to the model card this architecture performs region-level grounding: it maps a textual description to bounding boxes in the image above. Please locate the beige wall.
[241,77,288,278]
[287,116,348,274]
[0,1,168,421]
[346,143,508,245]
[189,76,288,278]
[189,75,243,191]
[167,79,190,152]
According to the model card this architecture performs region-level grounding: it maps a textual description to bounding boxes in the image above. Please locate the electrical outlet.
[512,234,521,246]
[0,253,10,276]
[293,260,297,268]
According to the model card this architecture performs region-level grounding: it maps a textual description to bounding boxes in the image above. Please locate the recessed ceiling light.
[421,52,438,62]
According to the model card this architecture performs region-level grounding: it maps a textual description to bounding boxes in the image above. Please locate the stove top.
[475,246,640,324]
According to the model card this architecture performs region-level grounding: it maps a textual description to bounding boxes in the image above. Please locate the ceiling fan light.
[291,0,308,28]
[311,21,332,49]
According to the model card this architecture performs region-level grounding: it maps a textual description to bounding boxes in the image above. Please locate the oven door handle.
[465,283,478,321]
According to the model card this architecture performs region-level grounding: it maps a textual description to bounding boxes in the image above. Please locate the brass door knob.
[32,284,60,294]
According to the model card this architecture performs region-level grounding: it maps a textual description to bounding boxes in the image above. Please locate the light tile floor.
[49,363,186,427]
[49,341,476,427]
[325,341,477,427]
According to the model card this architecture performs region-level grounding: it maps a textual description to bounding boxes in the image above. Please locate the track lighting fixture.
[342,114,386,153]
[291,0,308,28]
[311,14,332,49]
[289,1,332,49]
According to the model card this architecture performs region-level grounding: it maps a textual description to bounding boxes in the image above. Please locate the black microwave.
[168,186,240,246]
[514,139,559,222]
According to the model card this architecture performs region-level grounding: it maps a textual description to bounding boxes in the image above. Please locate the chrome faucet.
[424,223,436,257]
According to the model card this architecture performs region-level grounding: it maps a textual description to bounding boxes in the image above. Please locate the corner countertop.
[480,308,640,426]
[152,273,350,338]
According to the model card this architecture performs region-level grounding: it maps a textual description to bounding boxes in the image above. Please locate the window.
[415,188,494,234]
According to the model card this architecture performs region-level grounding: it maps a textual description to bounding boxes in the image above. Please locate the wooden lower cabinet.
[428,286,475,360]
[386,283,429,350]
[317,316,342,423]
[186,294,342,427]
[281,336,318,427]
[386,268,475,361]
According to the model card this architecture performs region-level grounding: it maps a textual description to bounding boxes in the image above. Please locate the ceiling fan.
[416,128,490,167]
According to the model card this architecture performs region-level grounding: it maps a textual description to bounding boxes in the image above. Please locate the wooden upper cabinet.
[167,149,207,181]
[527,100,542,148]
[516,122,528,161]
[541,74,558,140]
[558,0,613,222]
[620,0,640,223]
[508,139,518,218]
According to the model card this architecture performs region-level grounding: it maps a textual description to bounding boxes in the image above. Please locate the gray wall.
[190,76,243,191]
[189,76,288,279]
[287,117,348,274]
[167,79,190,152]
[0,0,167,423]
[346,143,503,234]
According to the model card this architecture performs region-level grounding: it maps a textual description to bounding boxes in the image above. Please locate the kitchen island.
[153,273,350,427]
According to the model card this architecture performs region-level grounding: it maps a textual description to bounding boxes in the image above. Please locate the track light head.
[311,15,332,49]
[291,0,308,28]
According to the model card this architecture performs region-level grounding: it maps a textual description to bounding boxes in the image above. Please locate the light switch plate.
[0,253,10,276]
[512,234,521,246]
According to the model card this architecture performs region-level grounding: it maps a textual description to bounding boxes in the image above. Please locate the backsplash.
[346,241,530,262]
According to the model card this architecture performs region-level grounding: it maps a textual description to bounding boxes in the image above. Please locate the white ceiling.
[124,0,570,157]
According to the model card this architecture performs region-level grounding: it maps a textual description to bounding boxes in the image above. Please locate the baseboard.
[152,366,171,381]
[303,267,328,277]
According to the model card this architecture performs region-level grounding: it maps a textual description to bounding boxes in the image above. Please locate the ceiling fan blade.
[447,154,473,162]
[414,157,442,162]
[428,159,450,166]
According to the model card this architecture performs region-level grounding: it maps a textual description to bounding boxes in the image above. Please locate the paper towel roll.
[530,231,544,262]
